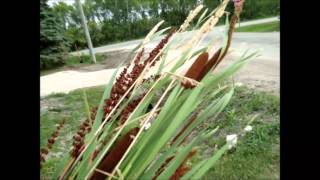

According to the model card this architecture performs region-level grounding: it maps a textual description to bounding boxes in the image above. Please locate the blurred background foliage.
[40,0,279,70]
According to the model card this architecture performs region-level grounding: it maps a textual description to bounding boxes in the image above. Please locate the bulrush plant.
[41,118,66,169]
[70,106,98,158]
[43,0,261,179]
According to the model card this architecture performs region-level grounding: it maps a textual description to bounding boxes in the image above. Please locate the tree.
[48,0,280,53]
[40,0,69,70]
[51,1,73,30]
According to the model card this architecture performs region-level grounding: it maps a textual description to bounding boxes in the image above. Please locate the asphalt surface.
[71,17,279,55]
[41,18,279,97]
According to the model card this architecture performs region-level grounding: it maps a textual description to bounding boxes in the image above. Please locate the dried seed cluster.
[182,52,209,89]
[145,28,176,66]
[133,48,144,65]
[70,106,98,157]
[89,29,176,172]
[89,30,176,173]
[182,3,241,90]
[40,119,66,168]
[91,93,146,161]
[119,93,146,125]
[142,74,161,84]
[102,29,176,123]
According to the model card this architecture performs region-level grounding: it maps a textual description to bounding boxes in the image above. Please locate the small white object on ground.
[144,122,151,130]
[235,82,243,87]
[244,125,253,132]
[226,134,238,150]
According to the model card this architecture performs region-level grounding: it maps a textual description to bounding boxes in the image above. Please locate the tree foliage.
[41,0,279,68]
[40,0,70,70]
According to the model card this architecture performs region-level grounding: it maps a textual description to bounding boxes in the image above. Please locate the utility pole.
[75,0,96,63]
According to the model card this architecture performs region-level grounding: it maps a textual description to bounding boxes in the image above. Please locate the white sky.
[47,0,84,7]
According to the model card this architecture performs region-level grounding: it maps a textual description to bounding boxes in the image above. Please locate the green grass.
[40,86,279,179]
[40,54,106,76]
[64,53,106,66]
[236,21,279,32]
[40,86,105,179]
[200,86,279,179]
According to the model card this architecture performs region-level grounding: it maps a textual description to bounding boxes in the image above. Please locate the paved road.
[71,17,279,55]
[41,18,279,97]
[41,33,279,97]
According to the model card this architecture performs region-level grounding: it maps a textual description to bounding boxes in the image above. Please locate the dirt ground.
[75,50,135,71]
[218,54,279,95]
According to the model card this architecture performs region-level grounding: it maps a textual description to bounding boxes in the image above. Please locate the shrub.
[53,0,280,51]
[40,0,70,70]
[65,54,106,66]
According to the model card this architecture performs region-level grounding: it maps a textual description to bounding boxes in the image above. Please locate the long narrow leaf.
[126,84,203,178]
[88,64,122,141]
[82,89,91,122]
[189,144,229,179]
[121,84,183,176]
[194,8,208,29]
[157,127,219,179]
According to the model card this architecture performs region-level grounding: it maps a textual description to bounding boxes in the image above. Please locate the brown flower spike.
[40,118,66,168]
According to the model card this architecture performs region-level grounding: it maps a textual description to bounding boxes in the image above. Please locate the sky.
[47,0,84,7]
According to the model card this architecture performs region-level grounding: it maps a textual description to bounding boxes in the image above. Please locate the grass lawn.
[236,21,279,32]
[201,87,280,179]
[40,86,279,179]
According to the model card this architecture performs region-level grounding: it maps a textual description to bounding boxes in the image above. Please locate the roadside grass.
[40,86,104,179]
[65,53,106,66]
[40,53,106,76]
[200,86,280,179]
[40,86,279,179]
[236,21,279,32]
